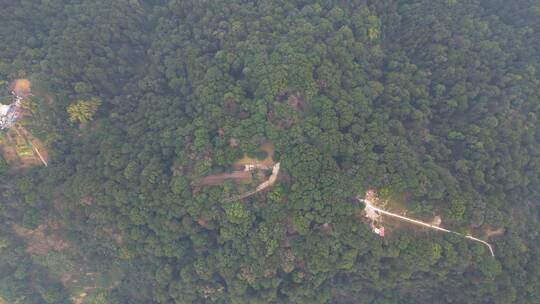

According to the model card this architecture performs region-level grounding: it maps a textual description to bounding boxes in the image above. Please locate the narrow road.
[361,198,495,256]
[223,162,280,203]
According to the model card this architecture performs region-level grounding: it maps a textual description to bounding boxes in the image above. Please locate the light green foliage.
[225,202,250,224]
[447,199,466,221]
[67,97,101,124]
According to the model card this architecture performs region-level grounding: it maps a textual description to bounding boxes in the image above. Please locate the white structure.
[0,92,22,130]
[243,163,271,171]
[0,104,11,116]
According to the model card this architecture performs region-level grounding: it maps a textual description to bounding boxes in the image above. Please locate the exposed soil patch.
[196,141,280,201]
[429,215,442,227]
[196,171,252,186]
[197,141,276,188]
[9,79,31,98]
[484,227,505,238]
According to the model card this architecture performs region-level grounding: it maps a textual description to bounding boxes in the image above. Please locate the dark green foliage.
[0,0,538,303]
[0,230,69,303]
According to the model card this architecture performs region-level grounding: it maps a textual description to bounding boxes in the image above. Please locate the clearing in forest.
[222,162,280,203]
[361,190,496,256]
[233,141,275,170]
[198,142,276,187]
[198,171,253,186]
[10,78,31,98]
[0,127,48,168]
[0,78,50,168]
[16,126,48,166]
[196,141,281,201]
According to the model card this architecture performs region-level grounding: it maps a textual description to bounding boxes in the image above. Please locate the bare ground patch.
[196,171,253,186]
[9,78,31,98]
[484,227,505,238]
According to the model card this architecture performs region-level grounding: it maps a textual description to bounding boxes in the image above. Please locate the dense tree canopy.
[0,0,538,303]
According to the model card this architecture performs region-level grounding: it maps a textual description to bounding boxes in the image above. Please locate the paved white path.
[361,198,495,256]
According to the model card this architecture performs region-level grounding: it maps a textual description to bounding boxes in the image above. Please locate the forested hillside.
[0,0,538,303]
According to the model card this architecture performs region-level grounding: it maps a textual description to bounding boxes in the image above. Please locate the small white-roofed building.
[0,104,11,116]
[0,102,19,130]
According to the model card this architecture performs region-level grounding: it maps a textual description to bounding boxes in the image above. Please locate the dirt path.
[360,197,495,256]
[197,171,252,186]
[195,141,280,201]
[255,162,280,191]
[223,162,280,202]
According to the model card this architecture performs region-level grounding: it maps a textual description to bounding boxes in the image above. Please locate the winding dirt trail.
[361,198,495,256]
[223,162,280,203]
